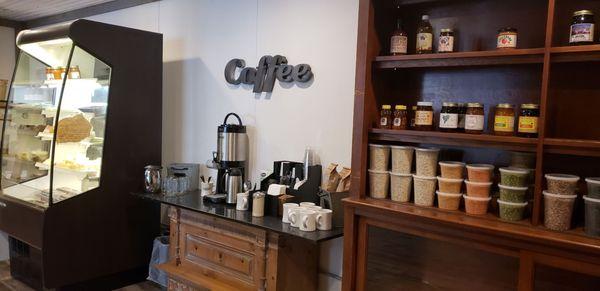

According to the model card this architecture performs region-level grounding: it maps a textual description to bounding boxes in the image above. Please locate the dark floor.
[0,261,162,290]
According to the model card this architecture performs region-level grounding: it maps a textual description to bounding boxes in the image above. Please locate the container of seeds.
[368,169,389,199]
[391,146,414,174]
[509,151,536,169]
[498,184,528,203]
[543,191,576,231]
[413,175,437,207]
[585,177,600,199]
[497,199,528,221]
[466,164,494,182]
[583,195,600,237]
[437,176,463,194]
[545,174,580,196]
[369,144,390,171]
[415,148,440,177]
[464,180,493,198]
[436,191,462,211]
[463,195,491,215]
[499,167,530,187]
[390,172,413,202]
[439,161,465,179]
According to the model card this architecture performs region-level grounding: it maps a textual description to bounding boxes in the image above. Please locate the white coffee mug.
[282,203,299,223]
[305,205,322,211]
[236,192,249,211]
[299,202,315,207]
[300,210,317,232]
[289,207,306,228]
[316,209,333,230]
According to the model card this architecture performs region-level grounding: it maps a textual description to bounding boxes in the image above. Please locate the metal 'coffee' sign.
[224,55,313,93]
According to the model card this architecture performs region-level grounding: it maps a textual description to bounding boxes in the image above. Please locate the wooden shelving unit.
[344,0,600,290]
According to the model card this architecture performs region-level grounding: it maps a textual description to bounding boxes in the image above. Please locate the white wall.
[85,0,358,289]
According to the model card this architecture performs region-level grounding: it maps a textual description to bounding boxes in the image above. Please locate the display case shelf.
[543,138,600,157]
[550,45,600,63]
[374,48,545,69]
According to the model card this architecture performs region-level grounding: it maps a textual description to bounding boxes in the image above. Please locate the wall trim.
[0,18,23,30]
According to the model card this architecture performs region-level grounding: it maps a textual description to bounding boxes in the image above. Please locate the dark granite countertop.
[132,191,343,243]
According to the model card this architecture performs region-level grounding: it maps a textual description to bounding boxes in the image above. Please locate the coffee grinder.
[207,113,249,204]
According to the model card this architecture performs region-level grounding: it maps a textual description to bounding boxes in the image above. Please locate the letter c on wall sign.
[224,59,246,85]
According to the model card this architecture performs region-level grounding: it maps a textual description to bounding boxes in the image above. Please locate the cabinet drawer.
[184,233,255,278]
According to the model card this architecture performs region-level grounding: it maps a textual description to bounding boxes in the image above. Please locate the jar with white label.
[570,10,595,45]
[415,101,434,131]
[438,29,455,53]
[465,103,485,134]
[439,102,459,132]
[390,18,408,55]
[497,27,517,49]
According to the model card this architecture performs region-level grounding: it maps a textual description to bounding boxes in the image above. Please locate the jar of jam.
[570,10,595,45]
[457,103,467,132]
[438,29,455,53]
[410,105,417,128]
[517,103,539,138]
[379,105,392,129]
[497,27,517,49]
[494,103,515,136]
[465,103,485,134]
[392,105,408,130]
[414,101,434,131]
[439,102,459,131]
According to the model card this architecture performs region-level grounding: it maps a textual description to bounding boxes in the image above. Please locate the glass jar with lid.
[392,105,408,130]
[570,10,595,45]
[379,105,392,129]
[465,103,485,134]
[497,27,518,49]
[410,105,418,128]
[439,102,459,131]
[415,101,434,131]
[494,103,515,136]
[517,103,540,138]
[438,29,455,53]
[457,103,467,132]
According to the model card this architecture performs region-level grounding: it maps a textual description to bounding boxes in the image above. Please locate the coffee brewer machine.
[208,113,249,204]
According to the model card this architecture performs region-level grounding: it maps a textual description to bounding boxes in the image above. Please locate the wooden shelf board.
[344,197,600,254]
[550,45,600,63]
[374,48,545,69]
[543,138,600,157]
[369,128,538,151]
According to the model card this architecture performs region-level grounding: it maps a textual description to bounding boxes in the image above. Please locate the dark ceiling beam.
[24,0,160,28]
[0,17,24,29]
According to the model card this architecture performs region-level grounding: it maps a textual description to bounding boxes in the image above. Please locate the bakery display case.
[0,20,162,289]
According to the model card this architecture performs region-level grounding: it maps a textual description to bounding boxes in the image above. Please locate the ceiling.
[0,0,114,21]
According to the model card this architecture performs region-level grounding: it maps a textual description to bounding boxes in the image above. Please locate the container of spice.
[457,103,467,132]
[390,145,414,174]
[390,172,413,202]
[499,167,530,187]
[585,177,600,199]
[543,191,576,231]
[499,184,529,203]
[392,105,408,130]
[436,191,462,210]
[465,103,485,134]
[510,151,536,169]
[415,147,440,176]
[439,161,465,179]
[494,103,515,136]
[413,175,437,206]
[369,144,390,171]
[466,164,494,182]
[437,176,463,194]
[465,180,493,198]
[438,28,455,53]
[545,174,580,195]
[517,104,539,138]
[415,101,434,131]
[379,105,392,129]
[368,169,390,199]
[498,199,528,221]
[570,10,595,45]
[439,102,459,131]
[583,195,600,237]
[463,195,491,215]
[497,27,518,49]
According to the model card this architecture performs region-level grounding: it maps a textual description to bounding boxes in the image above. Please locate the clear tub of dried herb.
[413,175,437,206]
[390,172,413,202]
[497,199,528,221]
[585,177,600,199]
[583,195,600,237]
[498,184,528,203]
[545,174,580,196]
[368,169,389,199]
[369,144,390,171]
[437,176,463,194]
[509,151,536,169]
[463,195,491,215]
[543,191,576,231]
[439,161,465,179]
[415,148,440,177]
[499,167,530,187]
[466,164,494,182]
[390,145,414,174]
[436,191,462,210]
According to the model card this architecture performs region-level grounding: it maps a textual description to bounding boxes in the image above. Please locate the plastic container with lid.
[438,28,455,53]
[391,145,414,174]
[437,176,463,194]
[583,195,600,237]
[392,105,408,130]
[466,164,494,182]
[499,184,529,203]
[379,105,392,129]
[439,161,465,179]
[543,191,576,231]
[494,103,515,136]
[439,102,459,131]
[585,177,600,199]
[368,169,389,199]
[463,195,491,215]
[570,10,595,45]
[510,151,536,169]
[436,191,462,210]
[369,144,390,171]
[545,173,580,196]
[415,147,440,176]
[517,104,539,138]
[465,180,493,198]
[413,175,437,206]
[499,167,530,187]
[497,27,517,49]
[498,199,528,221]
[415,101,434,131]
[390,172,413,202]
[465,103,485,134]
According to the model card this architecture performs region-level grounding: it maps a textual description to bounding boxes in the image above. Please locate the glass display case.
[2,41,110,207]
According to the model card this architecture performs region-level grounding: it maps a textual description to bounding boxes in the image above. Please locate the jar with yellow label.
[517,104,539,138]
[494,103,515,136]
[392,105,408,130]
[379,105,392,129]
[415,101,434,131]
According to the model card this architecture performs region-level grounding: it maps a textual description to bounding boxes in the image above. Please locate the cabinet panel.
[534,264,600,291]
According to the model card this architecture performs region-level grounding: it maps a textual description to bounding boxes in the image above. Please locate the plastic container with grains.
[583,195,600,237]
[413,175,437,207]
[436,191,462,211]
[368,169,389,199]
[585,177,600,199]
[369,144,390,171]
[499,167,530,187]
[437,176,463,194]
[415,148,440,177]
[439,161,465,179]
[464,180,493,198]
[390,172,413,202]
[498,184,528,203]
[466,164,494,182]
[543,191,576,231]
[509,151,536,169]
[545,174,580,196]
[497,199,528,221]
[390,146,414,174]
[463,195,491,215]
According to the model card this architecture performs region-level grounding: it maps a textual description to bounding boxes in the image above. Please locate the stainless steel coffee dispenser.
[210,113,249,203]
